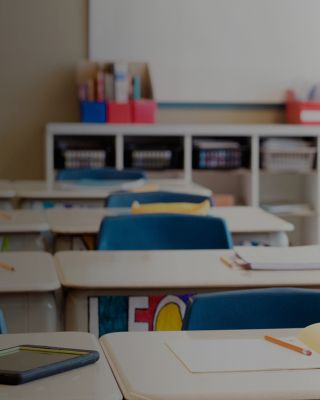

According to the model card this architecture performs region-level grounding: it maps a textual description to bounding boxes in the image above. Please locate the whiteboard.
[89,0,320,103]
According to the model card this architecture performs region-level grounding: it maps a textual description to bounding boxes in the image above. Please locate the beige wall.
[0,0,88,179]
[0,0,283,179]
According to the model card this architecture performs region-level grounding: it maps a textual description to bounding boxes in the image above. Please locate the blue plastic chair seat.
[97,213,232,250]
[0,309,7,334]
[57,167,146,181]
[183,288,320,330]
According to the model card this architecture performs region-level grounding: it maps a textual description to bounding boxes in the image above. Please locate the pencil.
[0,212,12,221]
[220,256,233,268]
[0,261,15,272]
[264,335,312,356]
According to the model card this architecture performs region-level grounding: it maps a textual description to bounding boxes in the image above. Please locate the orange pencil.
[264,335,312,356]
[0,212,12,221]
[0,261,15,272]
[219,256,233,268]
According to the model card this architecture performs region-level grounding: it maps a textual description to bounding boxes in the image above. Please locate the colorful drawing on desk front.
[129,294,189,331]
[93,294,191,336]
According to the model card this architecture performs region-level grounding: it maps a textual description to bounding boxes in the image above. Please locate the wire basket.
[261,148,316,172]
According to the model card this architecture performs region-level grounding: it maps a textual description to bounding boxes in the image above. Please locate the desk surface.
[0,209,49,233]
[101,329,320,400]
[210,206,293,233]
[0,180,15,199]
[47,206,293,235]
[54,248,320,290]
[13,179,211,199]
[0,331,122,400]
[0,252,60,292]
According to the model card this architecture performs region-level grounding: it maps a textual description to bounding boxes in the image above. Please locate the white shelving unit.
[46,123,320,245]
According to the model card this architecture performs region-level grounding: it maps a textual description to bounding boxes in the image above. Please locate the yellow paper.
[131,200,210,215]
[298,323,320,353]
[131,183,159,192]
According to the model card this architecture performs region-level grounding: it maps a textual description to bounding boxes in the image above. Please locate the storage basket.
[261,148,316,172]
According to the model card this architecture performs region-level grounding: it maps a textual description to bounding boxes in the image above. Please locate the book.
[104,73,114,101]
[166,323,320,373]
[234,245,320,270]
[114,62,129,102]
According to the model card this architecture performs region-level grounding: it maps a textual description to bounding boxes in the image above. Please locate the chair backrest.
[105,190,214,207]
[96,213,232,250]
[0,308,7,334]
[56,168,146,181]
[183,287,320,330]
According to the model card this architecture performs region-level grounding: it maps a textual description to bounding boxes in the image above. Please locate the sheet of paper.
[166,337,320,373]
[235,245,320,270]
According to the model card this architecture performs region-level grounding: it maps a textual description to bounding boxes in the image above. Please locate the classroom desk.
[0,252,60,333]
[0,209,50,250]
[0,331,122,400]
[0,180,15,209]
[100,328,320,400]
[14,179,211,208]
[47,206,293,249]
[55,248,314,334]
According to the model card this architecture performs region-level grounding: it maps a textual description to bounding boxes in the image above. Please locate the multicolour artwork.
[89,294,192,337]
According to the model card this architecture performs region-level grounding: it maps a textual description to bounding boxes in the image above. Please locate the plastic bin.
[131,100,156,123]
[261,148,316,172]
[107,102,132,123]
[80,101,106,123]
[286,90,320,125]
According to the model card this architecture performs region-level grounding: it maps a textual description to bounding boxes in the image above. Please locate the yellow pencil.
[264,335,312,356]
[219,256,233,268]
[0,261,15,272]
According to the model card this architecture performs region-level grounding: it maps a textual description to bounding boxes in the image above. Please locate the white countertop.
[0,252,60,292]
[101,328,320,400]
[54,248,320,290]
[13,179,211,199]
[0,209,49,233]
[0,331,122,400]
[47,206,293,235]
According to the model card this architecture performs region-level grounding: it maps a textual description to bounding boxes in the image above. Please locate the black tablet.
[0,344,100,385]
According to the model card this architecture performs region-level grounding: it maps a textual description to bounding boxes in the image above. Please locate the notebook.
[166,323,320,373]
[234,245,320,270]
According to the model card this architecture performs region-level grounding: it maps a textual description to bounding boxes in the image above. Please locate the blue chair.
[0,308,7,334]
[56,167,146,181]
[105,190,214,207]
[97,213,232,250]
[183,287,320,330]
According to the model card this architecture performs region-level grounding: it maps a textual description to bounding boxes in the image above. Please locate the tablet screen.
[0,346,87,372]
[0,344,100,385]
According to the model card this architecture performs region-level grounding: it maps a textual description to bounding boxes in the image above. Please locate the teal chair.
[105,190,214,207]
[57,167,145,181]
[96,213,232,250]
[183,288,320,330]
[0,309,7,334]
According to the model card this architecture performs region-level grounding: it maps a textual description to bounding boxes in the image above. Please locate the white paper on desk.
[166,337,320,373]
[235,245,320,270]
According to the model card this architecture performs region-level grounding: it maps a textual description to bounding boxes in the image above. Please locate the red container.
[131,100,156,123]
[286,90,320,125]
[107,102,132,123]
